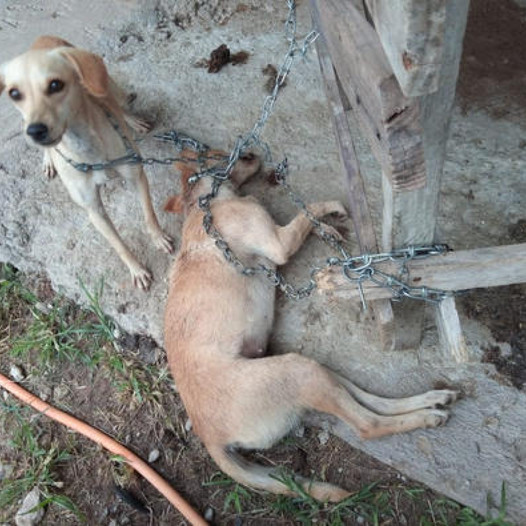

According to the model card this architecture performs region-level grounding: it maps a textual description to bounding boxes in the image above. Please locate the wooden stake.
[310,1,396,350]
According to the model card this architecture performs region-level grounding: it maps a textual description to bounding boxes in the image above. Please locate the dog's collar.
[54,112,139,174]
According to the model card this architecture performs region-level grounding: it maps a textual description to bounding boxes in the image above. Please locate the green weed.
[0,400,85,522]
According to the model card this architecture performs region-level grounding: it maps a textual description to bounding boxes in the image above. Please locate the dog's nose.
[26,123,49,143]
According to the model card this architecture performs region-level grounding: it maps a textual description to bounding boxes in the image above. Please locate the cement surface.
[0,1,525,521]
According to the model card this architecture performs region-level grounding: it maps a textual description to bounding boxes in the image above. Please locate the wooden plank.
[436,297,469,362]
[310,5,396,351]
[364,0,448,97]
[317,243,526,298]
[314,0,426,192]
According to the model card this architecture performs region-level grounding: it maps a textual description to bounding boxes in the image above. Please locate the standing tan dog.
[0,36,173,290]
[164,152,459,501]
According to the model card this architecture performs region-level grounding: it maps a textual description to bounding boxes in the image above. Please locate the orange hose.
[0,372,207,526]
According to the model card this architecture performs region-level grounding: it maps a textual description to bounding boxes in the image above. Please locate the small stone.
[204,507,214,522]
[108,520,117,526]
[185,418,192,432]
[0,461,14,481]
[317,421,330,446]
[356,516,365,525]
[9,364,25,382]
[33,302,50,315]
[15,487,44,526]
[294,425,305,438]
[148,449,160,463]
[53,385,68,401]
[39,386,52,402]
[119,517,131,526]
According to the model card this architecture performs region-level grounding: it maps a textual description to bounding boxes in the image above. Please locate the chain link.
[54,0,455,308]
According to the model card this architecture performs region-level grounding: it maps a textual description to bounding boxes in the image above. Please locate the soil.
[0,267,466,526]
[457,0,526,122]
[461,284,526,390]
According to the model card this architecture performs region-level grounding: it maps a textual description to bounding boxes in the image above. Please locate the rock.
[9,364,25,382]
[204,507,214,522]
[33,302,51,315]
[317,421,330,446]
[38,386,52,402]
[148,449,160,463]
[15,487,44,526]
[185,418,192,432]
[294,425,305,438]
[0,461,14,481]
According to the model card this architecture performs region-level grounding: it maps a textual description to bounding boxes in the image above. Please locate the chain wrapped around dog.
[54,0,455,307]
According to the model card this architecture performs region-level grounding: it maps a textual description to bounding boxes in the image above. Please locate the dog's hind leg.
[333,374,459,416]
[293,357,450,440]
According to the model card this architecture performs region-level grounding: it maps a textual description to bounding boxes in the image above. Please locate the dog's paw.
[152,230,175,254]
[43,158,57,180]
[317,222,344,243]
[130,265,153,291]
[126,114,152,134]
[325,201,348,221]
[423,389,459,409]
[423,408,450,428]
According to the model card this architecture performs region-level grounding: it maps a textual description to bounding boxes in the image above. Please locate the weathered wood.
[317,243,526,299]
[364,0,448,97]
[436,297,469,362]
[314,0,426,192]
[378,0,469,355]
[310,5,396,351]
[381,0,470,249]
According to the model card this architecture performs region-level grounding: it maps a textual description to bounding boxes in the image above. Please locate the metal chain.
[54,0,455,307]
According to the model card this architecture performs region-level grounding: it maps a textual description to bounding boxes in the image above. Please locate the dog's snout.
[26,123,49,143]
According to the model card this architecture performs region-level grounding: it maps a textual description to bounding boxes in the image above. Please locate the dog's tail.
[207,444,351,502]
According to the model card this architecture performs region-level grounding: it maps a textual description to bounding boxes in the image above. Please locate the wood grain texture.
[317,243,526,298]
[314,0,426,192]
[365,0,448,97]
[310,4,396,350]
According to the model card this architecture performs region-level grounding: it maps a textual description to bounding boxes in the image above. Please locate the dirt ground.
[0,0,525,524]
[0,266,502,526]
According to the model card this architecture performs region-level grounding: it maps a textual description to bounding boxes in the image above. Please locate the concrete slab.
[0,1,525,521]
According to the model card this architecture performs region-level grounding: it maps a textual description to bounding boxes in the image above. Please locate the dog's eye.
[47,79,65,95]
[8,88,22,101]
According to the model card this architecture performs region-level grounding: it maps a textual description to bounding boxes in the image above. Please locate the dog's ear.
[59,48,109,98]
[164,195,185,214]
[31,35,74,50]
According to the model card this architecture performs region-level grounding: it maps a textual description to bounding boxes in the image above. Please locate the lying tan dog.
[164,151,458,501]
[0,36,173,290]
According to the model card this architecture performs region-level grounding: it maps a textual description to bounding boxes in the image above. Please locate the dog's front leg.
[121,165,174,254]
[262,200,347,265]
[42,150,57,180]
[85,190,153,290]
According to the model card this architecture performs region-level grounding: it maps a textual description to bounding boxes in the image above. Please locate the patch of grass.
[204,469,515,526]
[6,275,113,366]
[0,399,85,522]
[5,269,170,406]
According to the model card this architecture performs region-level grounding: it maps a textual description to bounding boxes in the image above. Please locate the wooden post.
[310,2,396,350]
[379,0,470,356]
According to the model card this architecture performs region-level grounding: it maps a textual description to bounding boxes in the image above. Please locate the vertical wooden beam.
[436,297,469,362]
[380,0,470,357]
[310,1,396,351]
